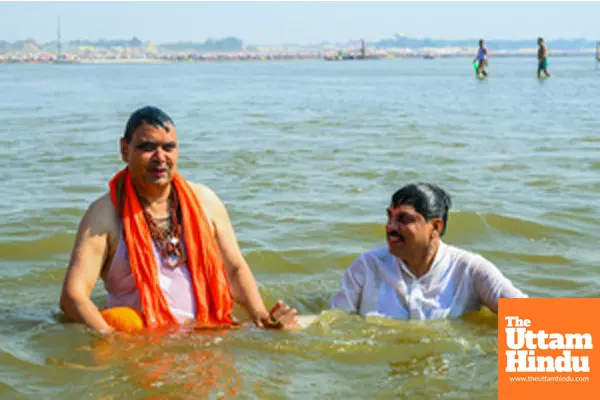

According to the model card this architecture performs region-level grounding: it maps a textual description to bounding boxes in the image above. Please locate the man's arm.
[200,186,297,328]
[329,256,366,314]
[59,195,114,333]
[471,256,527,314]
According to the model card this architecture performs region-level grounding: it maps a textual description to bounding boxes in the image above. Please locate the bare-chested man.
[537,37,551,79]
[59,106,298,333]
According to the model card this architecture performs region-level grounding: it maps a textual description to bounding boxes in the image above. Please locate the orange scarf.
[109,168,234,328]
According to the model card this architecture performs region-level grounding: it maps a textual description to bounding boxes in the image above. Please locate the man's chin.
[145,176,172,186]
[387,241,405,257]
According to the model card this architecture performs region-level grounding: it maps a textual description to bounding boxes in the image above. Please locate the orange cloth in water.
[108,168,234,329]
[101,307,145,332]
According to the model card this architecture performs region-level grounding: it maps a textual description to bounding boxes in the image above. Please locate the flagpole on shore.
[57,17,61,60]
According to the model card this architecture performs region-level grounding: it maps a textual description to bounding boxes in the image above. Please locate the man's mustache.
[387,231,405,241]
[149,163,169,169]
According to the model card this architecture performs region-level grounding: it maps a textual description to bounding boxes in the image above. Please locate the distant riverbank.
[1,49,597,65]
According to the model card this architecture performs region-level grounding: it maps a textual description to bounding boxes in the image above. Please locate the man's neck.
[133,181,171,214]
[401,240,440,278]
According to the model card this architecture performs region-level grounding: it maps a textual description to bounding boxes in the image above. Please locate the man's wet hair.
[123,106,175,143]
[538,37,544,43]
[391,183,452,236]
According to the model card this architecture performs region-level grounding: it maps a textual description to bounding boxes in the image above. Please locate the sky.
[0,1,599,45]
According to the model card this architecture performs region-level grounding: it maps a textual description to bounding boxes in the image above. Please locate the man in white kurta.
[329,183,527,320]
[329,241,526,319]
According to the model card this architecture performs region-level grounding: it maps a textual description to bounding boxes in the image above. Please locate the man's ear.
[120,138,129,163]
[431,218,444,238]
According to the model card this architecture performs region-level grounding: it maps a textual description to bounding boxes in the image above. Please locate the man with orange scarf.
[59,106,298,332]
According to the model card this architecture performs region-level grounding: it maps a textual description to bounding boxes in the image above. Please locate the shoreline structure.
[1,48,595,64]
[1,35,596,64]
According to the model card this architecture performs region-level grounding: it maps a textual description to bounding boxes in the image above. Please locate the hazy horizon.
[1,2,599,45]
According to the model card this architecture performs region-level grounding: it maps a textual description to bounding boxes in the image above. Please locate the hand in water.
[256,301,300,330]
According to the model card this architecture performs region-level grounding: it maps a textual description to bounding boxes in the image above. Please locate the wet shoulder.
[360,246,393,265]
[188,181,219,205]
[188,181,214,200]
[82,192,120,255]
[444,243,490,272]
[86,192,119,232]
[187,181,221,229]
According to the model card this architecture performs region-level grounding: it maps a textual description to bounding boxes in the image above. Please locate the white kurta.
[329,241,527,319]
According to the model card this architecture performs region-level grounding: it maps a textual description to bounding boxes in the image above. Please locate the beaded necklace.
[141,188,186,268]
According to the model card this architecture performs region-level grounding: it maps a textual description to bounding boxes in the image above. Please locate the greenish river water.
[1,57,599,399]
